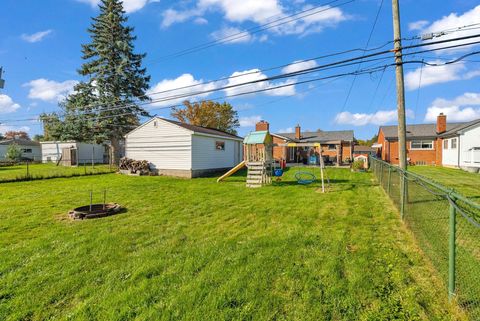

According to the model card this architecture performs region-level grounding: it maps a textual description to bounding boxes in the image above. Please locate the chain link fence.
[0,159,117,183]
[370,156,480,320]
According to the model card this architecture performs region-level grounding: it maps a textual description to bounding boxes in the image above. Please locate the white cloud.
[198,0,283,24]
[194,17,208,25]
[161,8,203,28]
[0,125,30,134]
[161,1,349,36]
[224,69,295,97]
[413,5,480,53]
[23,79,78,102]
[405,61,469,90]
[335,109,415,126]
[76,0,151,13]
[210,27,252,44]
[425,92,480,122]
[408,20,429,31]
[281,59,317,74]
[0,95,21,114]
[21,30,53,43]
[147,74,218,107]
[239,115,262,127]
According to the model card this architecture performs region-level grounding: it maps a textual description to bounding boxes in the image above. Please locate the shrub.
[352,159,365,171]
[6,143,22,162]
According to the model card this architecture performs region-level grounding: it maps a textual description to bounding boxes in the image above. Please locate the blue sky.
[0,0,479,139]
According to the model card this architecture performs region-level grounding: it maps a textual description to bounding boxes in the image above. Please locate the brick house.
[255,121,355,166]
[376,113,475,166]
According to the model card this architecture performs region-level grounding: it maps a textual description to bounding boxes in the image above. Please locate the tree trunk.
[110,137,122,166]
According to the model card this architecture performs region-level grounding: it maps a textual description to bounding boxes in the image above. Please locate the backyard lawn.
[0,163,113,182]
[408,166,480,200]
[0,168,465,320]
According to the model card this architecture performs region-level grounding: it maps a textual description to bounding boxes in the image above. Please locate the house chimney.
[436,113,447,134]
[255,120,269,131]
[295,124,301,139]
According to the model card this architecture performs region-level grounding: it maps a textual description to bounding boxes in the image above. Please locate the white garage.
[124,117,243,178]
[41,141,106,165]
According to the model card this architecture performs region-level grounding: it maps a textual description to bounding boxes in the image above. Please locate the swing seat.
[295,171,316,185]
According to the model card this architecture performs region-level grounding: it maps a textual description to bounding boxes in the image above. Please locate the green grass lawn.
[0,163,113,182]
[0,168,465,320]
[408,166,480,200]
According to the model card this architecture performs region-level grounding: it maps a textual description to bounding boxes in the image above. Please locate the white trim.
[193,132,243,142]
[410,140,434,150]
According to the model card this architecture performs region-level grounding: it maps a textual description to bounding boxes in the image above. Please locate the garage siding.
[125,119,192,170]
[191,134,241,170]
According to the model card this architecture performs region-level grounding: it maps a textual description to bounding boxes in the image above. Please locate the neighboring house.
[0,139,41,161]
[254,121,354,166]
[376,113,480,167]
[353,145,376,157]
[124,117,243,178]
[440,118,480,169]
[41,141,106,165]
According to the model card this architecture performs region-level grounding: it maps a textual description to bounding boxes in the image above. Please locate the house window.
[289,147,295,160]
[451,138,457,149]
[411,140,433,150]
[21,148,32,153]
[215,141,225,151]
[153,121,158,128]
[443,140,448,150]
[328,144,336,150]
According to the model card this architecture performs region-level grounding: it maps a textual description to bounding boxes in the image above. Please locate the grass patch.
[408,166,480,200]
[0,163,114,183]
[0,168,464,320]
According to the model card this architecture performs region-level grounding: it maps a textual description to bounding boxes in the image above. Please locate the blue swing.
[295,171,316,185]
[294,155,317,184]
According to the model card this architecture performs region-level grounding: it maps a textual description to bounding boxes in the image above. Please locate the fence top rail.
[369,156,480,211]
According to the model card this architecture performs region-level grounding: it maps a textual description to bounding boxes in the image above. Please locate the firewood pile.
[119,157,151,174]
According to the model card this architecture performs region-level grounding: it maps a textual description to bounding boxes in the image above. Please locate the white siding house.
[0,139,41,161]
[441,119,480,169]
[125,117,243,178]
[41,141,106,165]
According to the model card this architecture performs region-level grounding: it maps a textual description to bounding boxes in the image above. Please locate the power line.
[147,0,355,63]
[340,0,384,113]
[2,34,480,125]
[3,51,479,126]
[53,29,480,114]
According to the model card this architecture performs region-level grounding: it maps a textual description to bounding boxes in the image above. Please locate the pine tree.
[49,0,150,163]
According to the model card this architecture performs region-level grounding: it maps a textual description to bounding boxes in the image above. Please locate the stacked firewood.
[119,157,150,174]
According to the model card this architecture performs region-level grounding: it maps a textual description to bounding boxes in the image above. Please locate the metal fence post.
[448,199,456,301]
[380,162,384,184]
[387,166,392,195]
[84,161,87,174]
[26,161,30,179]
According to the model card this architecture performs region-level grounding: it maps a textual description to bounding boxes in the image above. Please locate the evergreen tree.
[45,0,150,163]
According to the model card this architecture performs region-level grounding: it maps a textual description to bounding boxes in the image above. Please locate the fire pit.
[69,203,122,220]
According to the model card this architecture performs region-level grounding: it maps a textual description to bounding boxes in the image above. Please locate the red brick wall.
[272,136,287,160]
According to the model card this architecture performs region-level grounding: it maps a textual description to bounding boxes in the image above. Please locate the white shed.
[41,141,106,165]
[0,139,41,161]
[125,117,243,178]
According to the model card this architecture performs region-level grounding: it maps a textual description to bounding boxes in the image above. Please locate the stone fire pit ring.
[69,203,122,220]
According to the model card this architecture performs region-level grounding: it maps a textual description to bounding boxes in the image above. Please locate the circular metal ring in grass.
[69,203,122,220]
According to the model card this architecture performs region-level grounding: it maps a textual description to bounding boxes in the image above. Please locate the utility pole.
[0,67,5,89]
[391,0,407,170]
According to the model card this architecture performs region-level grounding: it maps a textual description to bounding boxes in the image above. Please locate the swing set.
[274,142,330,193]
